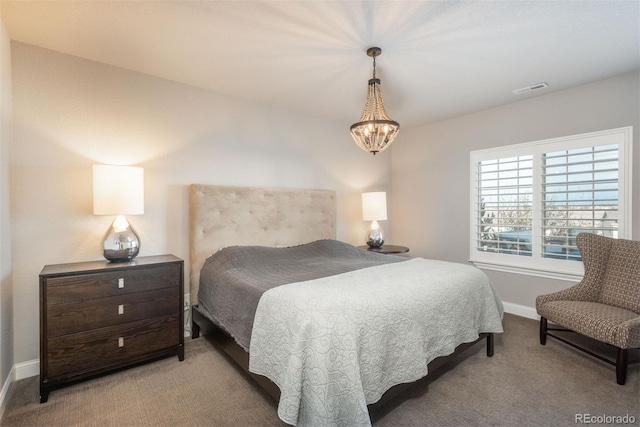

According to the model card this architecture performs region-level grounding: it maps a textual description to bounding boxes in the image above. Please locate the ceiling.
[2,1,639,128]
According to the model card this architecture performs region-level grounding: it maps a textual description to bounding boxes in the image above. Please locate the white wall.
[392,72,640,312]
[10,42,392,365]
[0,17,14,399]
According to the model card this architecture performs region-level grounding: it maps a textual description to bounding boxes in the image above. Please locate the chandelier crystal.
[350,47,400,155]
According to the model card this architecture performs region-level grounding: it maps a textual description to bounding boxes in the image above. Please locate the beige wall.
[0,18,14,392]
[9,40,638,369]
[391,72,640,311]
[10,42,392,364]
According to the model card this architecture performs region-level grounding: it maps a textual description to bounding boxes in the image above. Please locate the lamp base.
[366,221,384,248]
[102,215,140,262]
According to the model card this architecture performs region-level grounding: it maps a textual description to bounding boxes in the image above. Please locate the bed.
[189,184,504,427]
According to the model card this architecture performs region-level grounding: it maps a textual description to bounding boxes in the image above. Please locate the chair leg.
[486,333,494,357]
[616,348,627,385]
[539,317,547,345]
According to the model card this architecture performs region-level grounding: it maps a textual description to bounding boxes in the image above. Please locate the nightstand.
[358,245,409,254]
[39,255,184,403]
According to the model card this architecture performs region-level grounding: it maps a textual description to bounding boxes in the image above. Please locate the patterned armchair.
[536,233,640,385]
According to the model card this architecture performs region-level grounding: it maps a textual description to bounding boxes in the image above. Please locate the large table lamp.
[362,191,387,248]
[93,165,144,262]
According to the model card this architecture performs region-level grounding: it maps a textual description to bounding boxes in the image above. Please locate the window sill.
[470,260,583,283]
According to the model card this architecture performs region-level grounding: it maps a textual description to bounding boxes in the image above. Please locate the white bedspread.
[249,258,504,427]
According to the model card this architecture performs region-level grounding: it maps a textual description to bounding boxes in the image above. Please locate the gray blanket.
[197,239,407,350]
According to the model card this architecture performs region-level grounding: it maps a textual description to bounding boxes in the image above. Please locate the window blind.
[541,145,619,261]
[475,155,533,256]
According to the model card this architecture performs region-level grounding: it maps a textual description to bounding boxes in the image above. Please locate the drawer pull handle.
[118,278,125,289]
[118,337,124,348]
[118,304,124,315]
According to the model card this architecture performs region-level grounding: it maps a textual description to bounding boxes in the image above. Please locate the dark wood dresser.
[39,255,184,403]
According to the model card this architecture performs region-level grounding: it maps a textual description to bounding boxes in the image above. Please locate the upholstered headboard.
[189,184,337,304]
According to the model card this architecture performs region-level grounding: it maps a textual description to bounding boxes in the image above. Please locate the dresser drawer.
[46,264,180,305]
[46,314,180,378]
[47,287,179,338]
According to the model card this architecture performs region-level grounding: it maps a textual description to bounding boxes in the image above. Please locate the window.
[470,127,633,281]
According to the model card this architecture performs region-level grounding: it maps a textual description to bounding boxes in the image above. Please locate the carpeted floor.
[2,314,638,426]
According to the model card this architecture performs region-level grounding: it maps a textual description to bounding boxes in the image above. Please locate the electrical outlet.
[183,293,190,311]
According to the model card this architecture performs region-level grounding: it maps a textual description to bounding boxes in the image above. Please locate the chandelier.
[350,47,400,155]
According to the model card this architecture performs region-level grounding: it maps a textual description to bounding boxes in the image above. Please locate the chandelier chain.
[372,54,376,80]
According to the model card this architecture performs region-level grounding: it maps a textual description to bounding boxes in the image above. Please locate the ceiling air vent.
[513,82,549,95]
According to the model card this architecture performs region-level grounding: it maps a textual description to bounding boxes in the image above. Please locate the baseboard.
[0,365,16,420]
[502,301,539,320]
[0,359,40,415]
[14,359,39,381]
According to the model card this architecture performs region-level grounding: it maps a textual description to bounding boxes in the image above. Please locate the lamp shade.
[362,192,387,221]
[93,165,144,215]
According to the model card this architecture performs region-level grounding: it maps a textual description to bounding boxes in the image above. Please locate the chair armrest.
[536,280,594,307]
[618,317,640,349]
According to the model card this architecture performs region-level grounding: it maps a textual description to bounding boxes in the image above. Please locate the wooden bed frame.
[188,184,495,409]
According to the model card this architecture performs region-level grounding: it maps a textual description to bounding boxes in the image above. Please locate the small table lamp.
[362,191,387,248]
[93,165,144,262]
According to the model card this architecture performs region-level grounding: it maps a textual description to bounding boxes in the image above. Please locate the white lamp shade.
[93,165,144,215]
[362,192,387,221]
